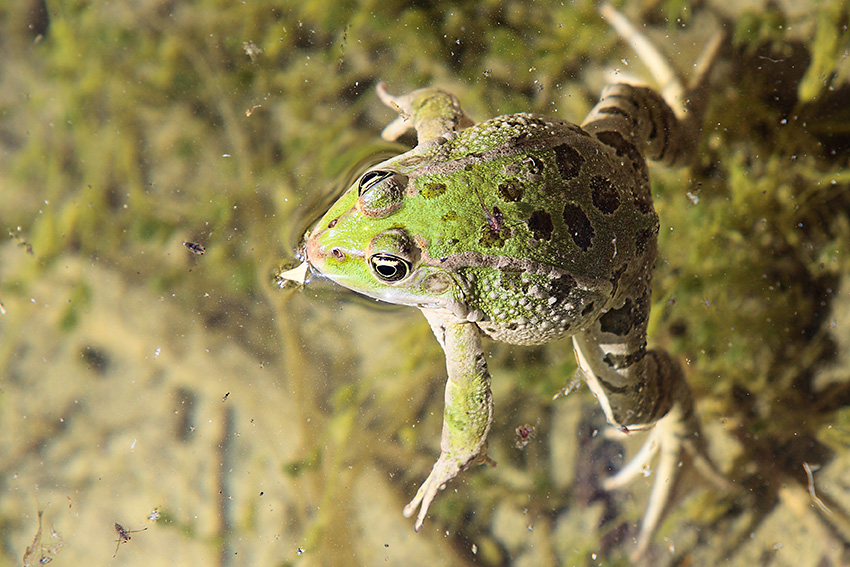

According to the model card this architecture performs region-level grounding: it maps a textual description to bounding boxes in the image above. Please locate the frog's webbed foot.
[403,447,493,531]
[376,82,473,144]
[573,330,730,559]
[602,402,691,560]
[598,399,731,561]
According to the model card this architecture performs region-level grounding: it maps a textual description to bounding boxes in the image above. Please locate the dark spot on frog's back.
[549,273,576,298]
[527,155,544,172]
[589,175,620,214]
[478,226,508,248]
[419,182,447,199]
[527,209,554,241]
[635,225,657,257]
[631,187,654,215]
[553,144,585,180]
[562,203,594,251]
[498,180,524,202]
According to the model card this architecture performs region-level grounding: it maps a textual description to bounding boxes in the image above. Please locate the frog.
[282,5,726,557]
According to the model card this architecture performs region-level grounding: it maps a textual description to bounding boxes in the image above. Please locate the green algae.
[1,1,849,566]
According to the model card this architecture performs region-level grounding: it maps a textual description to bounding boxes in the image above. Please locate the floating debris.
[8,228,34,255]
[182,241,206,256]
[274,262,309,288]
[21,511,44,567]
[113,523,147,557]
[803,462,832,515]
[514,424,536,449]
[243,41,262,62]
[22,510,63,567]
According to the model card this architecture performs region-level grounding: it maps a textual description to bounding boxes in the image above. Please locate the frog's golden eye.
[358,170,394,196]
[368,253,411,282]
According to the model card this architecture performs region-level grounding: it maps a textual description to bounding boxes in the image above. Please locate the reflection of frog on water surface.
[280,5,726,557]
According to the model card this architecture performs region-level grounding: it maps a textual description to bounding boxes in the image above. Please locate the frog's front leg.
[376,82,473,144]
[403,308,494,531]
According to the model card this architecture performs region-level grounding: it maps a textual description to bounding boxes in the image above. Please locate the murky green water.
[2,1,850,566]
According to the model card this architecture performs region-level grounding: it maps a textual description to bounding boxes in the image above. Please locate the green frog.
[282,6,724,556]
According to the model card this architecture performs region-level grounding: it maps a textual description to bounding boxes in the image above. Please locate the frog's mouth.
[276,245,354,289]
[299,232,367,292]
[276,230,344,287]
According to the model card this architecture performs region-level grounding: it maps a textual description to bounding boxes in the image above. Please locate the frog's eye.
[358,170,394,196]
[356,170,408,217]
[368,253,411,282]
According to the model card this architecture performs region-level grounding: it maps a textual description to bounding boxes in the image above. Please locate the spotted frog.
[286,7,724,556]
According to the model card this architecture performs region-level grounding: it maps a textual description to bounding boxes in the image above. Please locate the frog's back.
[405,114,659,344]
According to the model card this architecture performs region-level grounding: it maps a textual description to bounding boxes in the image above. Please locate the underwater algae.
[0,0,849,566]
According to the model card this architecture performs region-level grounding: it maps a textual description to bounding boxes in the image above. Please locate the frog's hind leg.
[573,9,728,559]
[600,3,725,124]
[590,4,726,169]
[572,306,703,559]
[567,216,728,558]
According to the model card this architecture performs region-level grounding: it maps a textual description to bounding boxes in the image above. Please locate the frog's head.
[304,167,463,312]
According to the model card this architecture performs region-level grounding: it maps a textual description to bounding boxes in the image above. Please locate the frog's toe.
[381,116,412,143]
[402,481,440,532]
[632,411,686,560]
[403,454,464,531]
[602,426,661,491]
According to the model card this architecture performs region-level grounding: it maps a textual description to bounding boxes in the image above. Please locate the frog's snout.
[304,229,348,271]
[304,232,326,267]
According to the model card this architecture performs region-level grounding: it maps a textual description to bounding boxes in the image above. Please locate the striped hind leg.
[584,4,726,170]
[572,6,729,558]
[600,2,725,132]
[570,278,703,558]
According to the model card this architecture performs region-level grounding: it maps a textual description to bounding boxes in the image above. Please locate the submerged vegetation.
[1,0,849,565]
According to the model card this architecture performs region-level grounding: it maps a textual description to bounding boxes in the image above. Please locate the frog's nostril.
[331,247,345,261]
[328,218,338,229]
